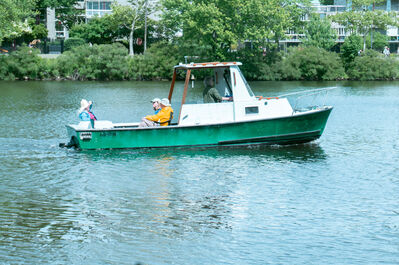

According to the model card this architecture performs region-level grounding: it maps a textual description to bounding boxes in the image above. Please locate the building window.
[100,2,111,10]
[86,1,111,18]
[87,1,111,10]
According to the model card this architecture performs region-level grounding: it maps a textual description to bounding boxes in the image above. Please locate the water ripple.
[1,81,399,264]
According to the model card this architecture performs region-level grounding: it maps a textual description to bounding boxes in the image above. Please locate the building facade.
[46,0,130,40]
[46,0,399,52]
[281,0,399,50]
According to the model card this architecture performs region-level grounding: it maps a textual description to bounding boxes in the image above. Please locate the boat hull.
[67,107,332,150]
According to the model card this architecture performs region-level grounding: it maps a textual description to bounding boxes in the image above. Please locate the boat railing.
[277,87,336,112]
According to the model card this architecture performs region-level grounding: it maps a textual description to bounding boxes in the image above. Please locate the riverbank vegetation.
[1,0,399,81]
[2,42,398,81]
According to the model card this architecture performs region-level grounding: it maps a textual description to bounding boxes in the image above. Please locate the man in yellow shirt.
[139,98,174,127]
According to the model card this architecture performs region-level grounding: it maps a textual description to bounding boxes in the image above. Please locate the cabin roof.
[174,62,242,70]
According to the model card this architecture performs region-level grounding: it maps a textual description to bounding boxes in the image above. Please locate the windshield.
[238,68,255,97]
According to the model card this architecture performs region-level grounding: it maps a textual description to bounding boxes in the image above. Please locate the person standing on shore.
[383,46,390,57]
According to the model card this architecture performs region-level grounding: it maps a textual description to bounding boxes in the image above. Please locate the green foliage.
[0,56,9,80]
[42,58,60,79]
[36,0,83,29]
[57,43,129,80]
[7,46,47,80]
[128,41,180,80]
[332,5,399,50]
[31,24,48,40]
[161,0,309,59]
[341,35,362,68]
[346,49,399,80]
[281,46,345,80]
[228,48,282,81]
[303,14,337,50]
[2,46,47,80]
[2,19,48,47]
[110,1,158,55]
[69,16,118,44]
[319,0,333,4]
[0,0,35,44]
[366,31,388,52]
[351,0,385,8]
[64,37,86,51]
[173,39,215,61]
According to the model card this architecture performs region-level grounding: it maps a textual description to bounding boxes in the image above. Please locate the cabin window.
[245,106,259,115]
[238,69,255,97]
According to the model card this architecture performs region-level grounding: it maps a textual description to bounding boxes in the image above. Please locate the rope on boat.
[256,87,336,111]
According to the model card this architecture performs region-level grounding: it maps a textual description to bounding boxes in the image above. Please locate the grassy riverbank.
[1,42,398,81]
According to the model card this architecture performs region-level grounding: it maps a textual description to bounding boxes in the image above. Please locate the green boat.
[63,62,332,150]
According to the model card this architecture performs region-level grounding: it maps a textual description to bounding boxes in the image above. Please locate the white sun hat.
[160,98,171,107]
[79,99,92,113]
[150,98,161,103]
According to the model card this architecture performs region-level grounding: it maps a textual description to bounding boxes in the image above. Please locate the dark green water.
[0,81,398,264]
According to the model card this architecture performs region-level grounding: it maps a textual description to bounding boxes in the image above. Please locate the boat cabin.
[171,62,293,126]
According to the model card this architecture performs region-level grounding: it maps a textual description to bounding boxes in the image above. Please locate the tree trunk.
[129,18,137,56]
[363,35,366,51]
[144,1,147,51]
[370,29,373,49]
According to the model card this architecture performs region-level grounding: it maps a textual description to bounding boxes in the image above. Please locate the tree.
[281,46,345,80]
[262,0,309,47]
[366,31,387,51]
[143,0,159,51]
[35,0,82,29]
[160,0,309,59]
[0,0,35,45]
[341,34,362,68]
[69,16,119,44]
[111,1,147,56]
[31,24,48,40]
[332,0,399,50]
[303,14,337,50]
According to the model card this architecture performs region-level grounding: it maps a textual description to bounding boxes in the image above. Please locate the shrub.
[5,46,45,80]
[341,35,362,69]
[64,37,86,51]
[56,43,129,80]
[0,56,9,80]
[31,24,48,40]
[346,49,399,80]
[303,15,337,51]
[228,48,283,81]
[56,47,87,79]
[40,58,59,79]
[281,46,346,80]
[366,31,388,52]
[69,17,117,45]
[128,41,180,80]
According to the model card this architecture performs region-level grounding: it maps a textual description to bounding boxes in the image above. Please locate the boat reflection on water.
[68,143,327,235]
[79,142,327,164]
